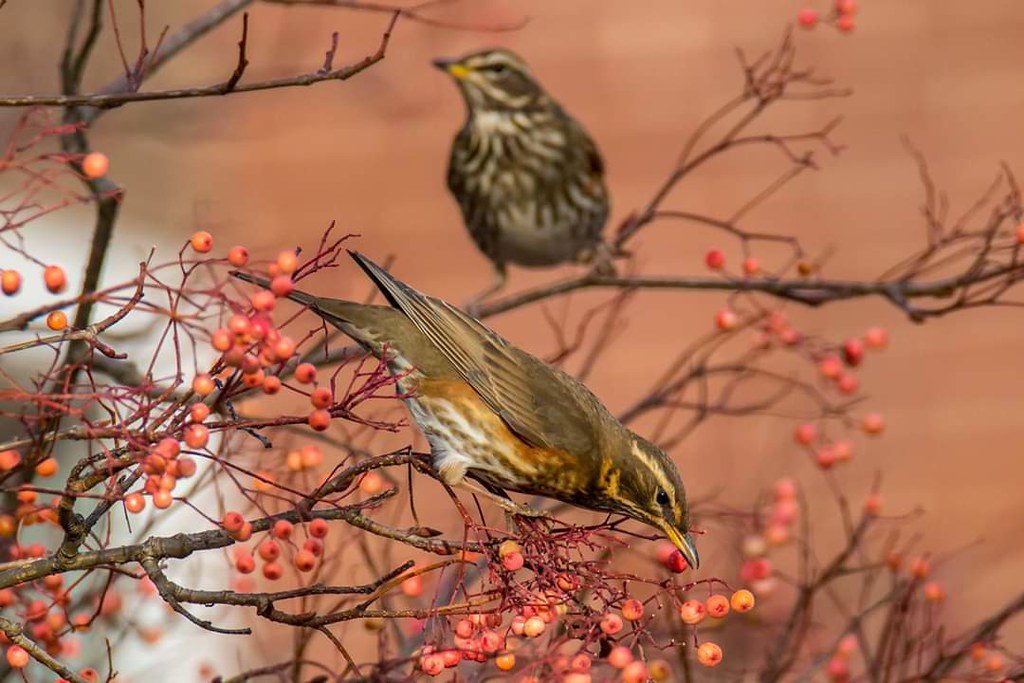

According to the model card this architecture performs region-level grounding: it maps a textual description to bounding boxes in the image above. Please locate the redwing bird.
[233,253,698,569]
[434,49,611,303]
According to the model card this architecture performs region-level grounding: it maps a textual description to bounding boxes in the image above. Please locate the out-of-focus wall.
[3,1,1022,677]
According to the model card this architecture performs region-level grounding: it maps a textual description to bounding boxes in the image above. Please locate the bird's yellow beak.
[660,522,700,570]
[432,58,470,80]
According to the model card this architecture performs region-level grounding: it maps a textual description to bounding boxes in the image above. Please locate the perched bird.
[233,253,698,569]
[434,49,611,302]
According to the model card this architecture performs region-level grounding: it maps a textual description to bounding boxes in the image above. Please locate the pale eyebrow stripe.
[629,441,676,500]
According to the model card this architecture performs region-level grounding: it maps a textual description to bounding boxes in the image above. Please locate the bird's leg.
[457,478,546,519]
[465,264,507,315]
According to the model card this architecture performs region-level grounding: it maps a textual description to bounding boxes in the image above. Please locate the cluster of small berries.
[226,513,329,582]
[798,0,858,33]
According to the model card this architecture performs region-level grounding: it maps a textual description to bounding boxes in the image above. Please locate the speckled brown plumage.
[435,49,610,298]
[232,252,698,569]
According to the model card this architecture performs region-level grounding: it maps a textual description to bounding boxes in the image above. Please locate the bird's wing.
[350,251,598,455]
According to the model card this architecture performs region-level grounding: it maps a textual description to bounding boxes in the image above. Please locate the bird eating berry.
[232,252,699,569]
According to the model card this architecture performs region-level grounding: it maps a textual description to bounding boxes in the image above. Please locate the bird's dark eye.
[656,489,670,506]
[484,63,508,74]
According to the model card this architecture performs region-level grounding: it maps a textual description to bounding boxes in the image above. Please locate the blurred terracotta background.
[3,0,1024,677]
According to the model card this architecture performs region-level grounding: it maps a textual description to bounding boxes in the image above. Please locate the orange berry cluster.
[127,437,199,512]
[677,590,754,667]
[228,513,329,581]
[191,240,334,431]
[2,264,71,330]
[797,0,857,33]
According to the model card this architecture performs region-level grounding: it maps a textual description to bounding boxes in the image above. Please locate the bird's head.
[432,49,548,113]
[606,435,699,570]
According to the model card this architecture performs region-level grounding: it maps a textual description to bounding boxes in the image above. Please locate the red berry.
[272,520,293,539]
[730,589,755,612]
[262,376,282,394]
[6,645,28,668]
[235,551,255,574]
[294,363,317,384]
[81,152,110,179]
[836,373,859,394]
[307,409,331,431]
[570,654,591,672]
[794,423,817,445]
[183,424,209,449]
[826,656,850,680]
[1015,223,1024,245]
[494,652,514,671]
[864,326,889,349]
[309,518,329,538]
[190,403,210,423]
[622,661,648,683]
[863,493,883,516]
[704,249,726,270]
[420,654,444,676]
[276,250,299,275]
[1,270,21,296]
[679,599,706,625]
[455,619,474,638]
[211,328,232,352]
[43,265,67,293]
[697,642,723,667]
[125,492,145,514]
[190,231,213,253]
[621,598,644,621]
[401,573,423,597]
[233,314,255,334]
[715,308,739,331]
[498,539,521,557]
[835,0,857,14]
[836,15,855,32]
[819,354,843,379]
[843,338,865,366]
[46,311,67,331]
[522,616,545,637]
[359,471,385,494]
[861,412,885,435]
[294,549,316,572]
[257,540,281,562]
[666,549,689,573]
[608,646,633,669]
[310,387,332,409]
[440,649,461,668]
[221,511,245,533]
[599,612,623,635]
[270,275,294,297]
[501,552,524,571]
[742,256,760,275]
[706,594,730,618]
[479,629,503,653]
[816,447,837,469]
[262,562,283,580]
[303,538,324,557]
[176,457,197,478]
[0,450,19,470]
[227,246,249,267]
[192,374,215,396]
[251,290,275,312]
[797,8,819,28]
[272,337,295,361]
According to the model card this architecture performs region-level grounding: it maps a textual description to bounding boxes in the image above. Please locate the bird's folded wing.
[351,252,597,456]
